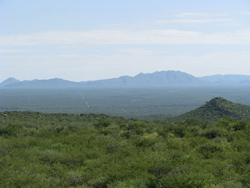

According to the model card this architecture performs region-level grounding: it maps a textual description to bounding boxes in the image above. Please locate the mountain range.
[1,70,250,88]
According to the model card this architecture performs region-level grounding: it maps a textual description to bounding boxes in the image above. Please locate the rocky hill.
[174,97,250,122]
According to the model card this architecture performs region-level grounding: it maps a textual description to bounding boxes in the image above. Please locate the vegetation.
[1,111,250,187]
[175,97,250,122]
[1,87,250,119]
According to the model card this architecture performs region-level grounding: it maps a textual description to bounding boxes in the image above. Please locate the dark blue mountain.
[81,70,204,87]
[1,71,250,89]
[0,78,80,88]
[0,77,20,87]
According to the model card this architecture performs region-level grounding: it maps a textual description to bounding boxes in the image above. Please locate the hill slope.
[175,97,250,121]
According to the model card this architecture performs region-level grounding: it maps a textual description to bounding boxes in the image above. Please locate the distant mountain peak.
[3,77,19,82]
[0,77,20,87]
[0,77,79,88]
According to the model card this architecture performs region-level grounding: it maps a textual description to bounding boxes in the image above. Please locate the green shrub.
[212,181,244,188]
[127,121,144,131]
[233,121,247,131]
[0,124,24,137]
[198,143,223,159]
[184,118,208,129]
[134,137,156,148]
[156,127,170,139]
[172,125,187,138]
[94,119,111,128]
[202,127,226,139]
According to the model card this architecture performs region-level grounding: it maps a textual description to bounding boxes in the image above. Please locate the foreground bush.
[0,112,250,187]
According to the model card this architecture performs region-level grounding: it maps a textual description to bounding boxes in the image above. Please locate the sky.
[0,0,250,82]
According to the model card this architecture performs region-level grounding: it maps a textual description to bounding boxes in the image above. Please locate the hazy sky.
[1,0,250,82]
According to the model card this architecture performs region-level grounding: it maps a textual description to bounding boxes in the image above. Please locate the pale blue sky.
[0,0,250,82]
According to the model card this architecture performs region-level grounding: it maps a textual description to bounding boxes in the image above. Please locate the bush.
[126,121,145,136]
[184,118,208,129]
[233,121,247,131]
[134,137,156,148]
[94,119,111,128]
[202,127,226,139]
[172,125,187,138]
[198,143,223,159]
[127,121,145,131]
[0,124,24,137]
[156,127,170,139]
[212,181,244,188]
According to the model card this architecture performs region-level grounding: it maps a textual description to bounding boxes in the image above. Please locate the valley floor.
[1,86,250,119]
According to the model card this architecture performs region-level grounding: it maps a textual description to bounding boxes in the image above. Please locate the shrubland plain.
[1,110,250,187]
[1,87,250,118]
